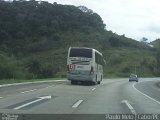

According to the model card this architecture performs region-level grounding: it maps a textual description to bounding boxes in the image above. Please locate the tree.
[109,37,120,47]
[140,37,148,44]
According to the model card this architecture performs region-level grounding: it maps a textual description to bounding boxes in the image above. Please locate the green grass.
[0,77,66,85]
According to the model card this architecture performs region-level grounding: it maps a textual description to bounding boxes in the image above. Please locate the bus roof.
[69,47,102,56]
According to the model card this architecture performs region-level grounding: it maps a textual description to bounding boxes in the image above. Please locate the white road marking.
[91,88,96,91]
[55,80,66,82]
[133,82,160,105]
[45,85,55,89]
[21,89,37,93]
[0,80,66,88]
[14,96,52,110]
[0,97,3,99]
[121,100,136,114]
[72,100,83,108]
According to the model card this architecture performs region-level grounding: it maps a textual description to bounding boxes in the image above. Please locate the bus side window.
[95,52,99,64]
[95,52,103,65]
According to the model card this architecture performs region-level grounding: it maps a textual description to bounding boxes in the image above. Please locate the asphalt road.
[0,78,160,120]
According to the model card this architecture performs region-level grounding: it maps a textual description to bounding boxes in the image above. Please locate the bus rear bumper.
[67,74,94,82]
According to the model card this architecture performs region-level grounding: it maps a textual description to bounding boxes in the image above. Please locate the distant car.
[129,74,138,82]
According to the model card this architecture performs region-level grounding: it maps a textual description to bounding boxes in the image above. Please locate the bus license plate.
[76,66,84,69]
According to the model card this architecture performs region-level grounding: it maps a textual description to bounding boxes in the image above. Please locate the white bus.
[67,47,104,85]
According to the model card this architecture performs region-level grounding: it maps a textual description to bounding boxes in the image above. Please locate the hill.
[0,0,159,79]
[151,39,160,48]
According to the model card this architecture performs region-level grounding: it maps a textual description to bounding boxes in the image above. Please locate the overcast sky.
[47,0,160,42]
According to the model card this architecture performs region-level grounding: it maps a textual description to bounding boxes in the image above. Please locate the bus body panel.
[67,47,103,84]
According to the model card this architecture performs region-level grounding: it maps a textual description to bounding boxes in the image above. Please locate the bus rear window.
[69,48,92,58]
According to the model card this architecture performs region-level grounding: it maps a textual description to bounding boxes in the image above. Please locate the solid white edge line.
[133,82,160,105]
[21,89,37,94]
[72,100,83,108]
[122,100,136,114]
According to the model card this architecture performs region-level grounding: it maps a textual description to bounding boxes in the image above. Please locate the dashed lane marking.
[45,85,55,89]
[121,100,136,114]
[72,100,83,108]
[91,88,96,91]
[21,89,37,94]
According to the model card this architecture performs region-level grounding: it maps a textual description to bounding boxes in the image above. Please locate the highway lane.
[0,78,160,119]
[133,78,160,113]
[0,80,66,97]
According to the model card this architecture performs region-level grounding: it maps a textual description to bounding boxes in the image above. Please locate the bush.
[0,53,27,79]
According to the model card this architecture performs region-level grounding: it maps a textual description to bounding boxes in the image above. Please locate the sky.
[47,0,160,42]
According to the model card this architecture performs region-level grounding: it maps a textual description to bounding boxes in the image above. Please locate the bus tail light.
[89,66,94,75]
[67,65,70,73]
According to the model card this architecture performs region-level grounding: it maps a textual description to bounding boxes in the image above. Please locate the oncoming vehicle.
[129,74,138,82]
[67,47,105,85]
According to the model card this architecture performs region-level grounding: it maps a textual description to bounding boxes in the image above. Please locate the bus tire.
[71,80,73,84]
[97,81,100,84]
[71,80,76,85]
[93,81,97,85]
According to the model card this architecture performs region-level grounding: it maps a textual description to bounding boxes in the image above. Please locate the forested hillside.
[0,0,159,79]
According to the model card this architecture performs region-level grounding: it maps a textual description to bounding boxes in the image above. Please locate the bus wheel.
[71,80,76,85]
[97,81,100,84]
[92,81,96,85]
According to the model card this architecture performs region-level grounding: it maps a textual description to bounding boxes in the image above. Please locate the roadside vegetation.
[0,77,65,85]
[0,0,160,82]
